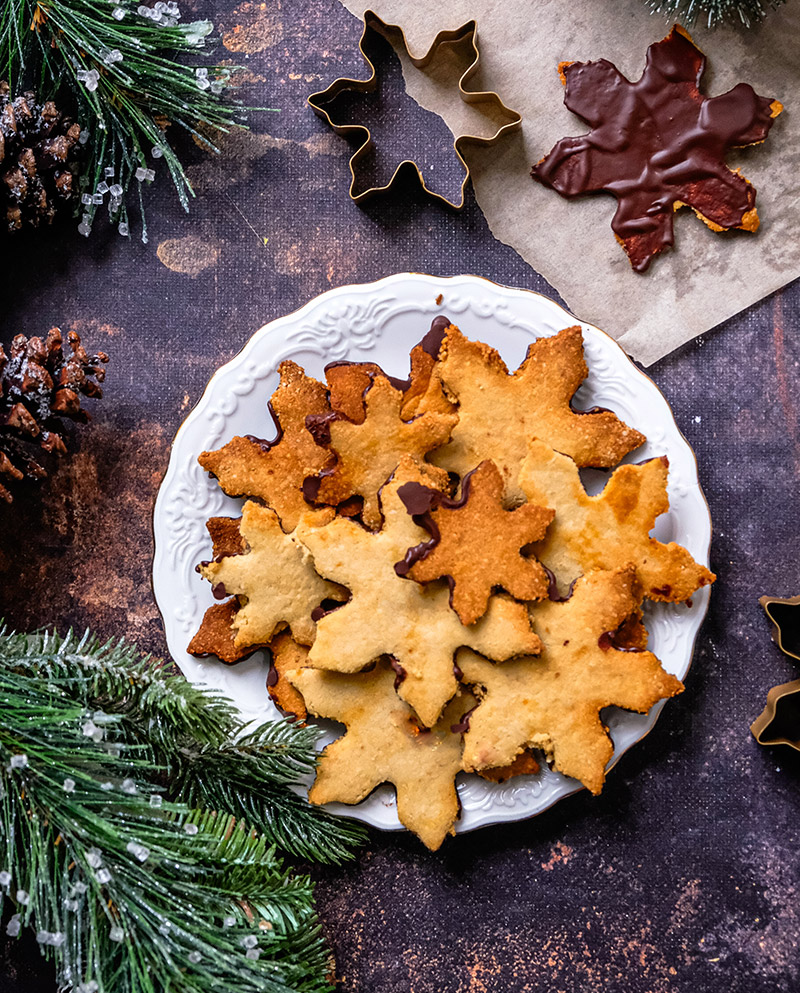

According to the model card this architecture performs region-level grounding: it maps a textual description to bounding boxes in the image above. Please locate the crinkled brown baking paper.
[337,0,799,365]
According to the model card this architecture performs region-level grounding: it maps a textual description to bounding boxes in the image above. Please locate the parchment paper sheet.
[337,0,800,364]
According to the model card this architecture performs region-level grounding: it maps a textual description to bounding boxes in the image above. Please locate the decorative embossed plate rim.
[152,273,712,835]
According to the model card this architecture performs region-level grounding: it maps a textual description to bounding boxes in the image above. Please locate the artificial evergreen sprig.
[644,0,785,27]
[0,625,365,992]
[0,0,263,241]
[0,627,366,863]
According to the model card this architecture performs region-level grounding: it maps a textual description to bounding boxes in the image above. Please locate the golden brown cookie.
[424,324,644,501]
[325,362,386,424]
[267,631,311,720]
[458,566,683,794]
[325,317,455,424]
[198,360,330,532]
[611,608,649,652]
[198,501,345,649]
[477,750,540,783]
[188,601,251,664]
[295,457,541,727]
[401,317,457,418]
[287,659,471,851]
[520,441,715,601]
[304,375,457,531]
[188,516,250,664]
[205,515,246,558]
[396,459,554,625]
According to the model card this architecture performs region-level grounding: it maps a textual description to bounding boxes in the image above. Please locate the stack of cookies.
[188,318,714,850]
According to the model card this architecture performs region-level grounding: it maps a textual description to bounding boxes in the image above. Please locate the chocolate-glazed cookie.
[531,26,782,272]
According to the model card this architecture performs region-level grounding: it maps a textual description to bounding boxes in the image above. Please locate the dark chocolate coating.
[531,27,780,271]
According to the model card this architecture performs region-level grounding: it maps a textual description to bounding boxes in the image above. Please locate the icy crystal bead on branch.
[104,49,123,64]
[126,841,150,863]
[188,951,202,964]
[118,222,130,236]
[0,871,10,888]
[96,868,112,884]
[77,69,100,93]
[246,949,261,961]
[121,778,137,794]
[82,720,103,742]
[10,754,28,770]
[79,983,99,993]
[37,931,66,947]
[112,5,125,18]
[184,823,199,836]
[109,184,123,197]
[63,778,76,793]
[223,916,236,928]
[152,146,164,159]
[63,899,79,912]
[86,849,102,869]
[81,194,92,205]
[97,181,109,194]
[241,935,258,949]
[6,915,21,937]
[16,890,29,905]
[109,926,124,943]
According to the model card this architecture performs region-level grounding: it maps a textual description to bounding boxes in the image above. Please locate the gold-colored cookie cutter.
[751,594,800,750]
[307,9,521,209]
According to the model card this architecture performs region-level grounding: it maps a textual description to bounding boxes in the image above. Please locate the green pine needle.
[0,0,274,241]
[0,626,367,992]
[645,0,785,27]
[0,628,367,863]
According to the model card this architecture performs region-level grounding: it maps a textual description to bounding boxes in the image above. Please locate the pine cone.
[0,82,82,234]
[0,329,109,502]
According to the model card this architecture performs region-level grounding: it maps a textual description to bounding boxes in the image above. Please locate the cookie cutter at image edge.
[307,9,522,209]
[751,594,800,750]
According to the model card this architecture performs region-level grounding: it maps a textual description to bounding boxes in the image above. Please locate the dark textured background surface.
[2,1,800,990]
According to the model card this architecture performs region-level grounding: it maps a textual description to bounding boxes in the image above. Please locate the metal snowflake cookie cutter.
[307,9,521,209]
[751,595,800,750]
[759,593,800,662]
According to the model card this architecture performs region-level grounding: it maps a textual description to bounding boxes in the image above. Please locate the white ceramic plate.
[152,273,712,835]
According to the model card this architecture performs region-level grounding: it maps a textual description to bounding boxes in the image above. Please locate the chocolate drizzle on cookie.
[543,565,580,603]
[598,629,643,653]
[243,397,284,450]
[394,468,478,577]
[451,704,478,735]
[389,657,407,689]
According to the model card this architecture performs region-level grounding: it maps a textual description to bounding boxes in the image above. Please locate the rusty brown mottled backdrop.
[1,1,800,990]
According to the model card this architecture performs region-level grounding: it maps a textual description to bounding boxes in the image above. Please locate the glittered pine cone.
[0,328,109,503]
[0,82,82,234]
